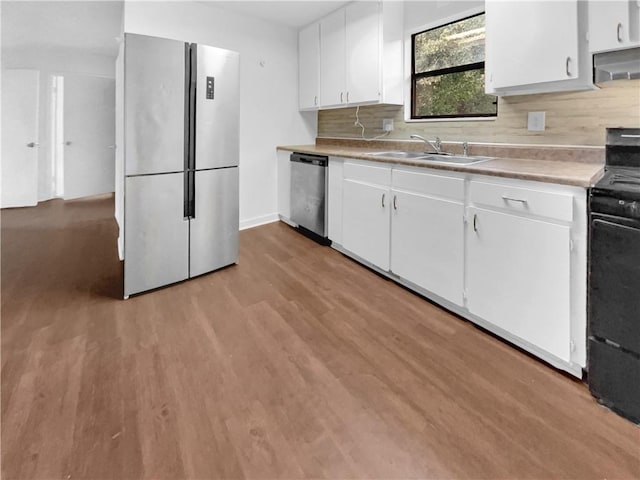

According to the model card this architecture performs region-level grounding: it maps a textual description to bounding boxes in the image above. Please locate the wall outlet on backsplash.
[528,111,546,132]
[383,118,394,132]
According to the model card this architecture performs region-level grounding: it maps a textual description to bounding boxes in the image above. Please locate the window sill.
[404,116,497,123]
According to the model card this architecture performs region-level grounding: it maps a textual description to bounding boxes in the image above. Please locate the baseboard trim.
[239,213,279,231]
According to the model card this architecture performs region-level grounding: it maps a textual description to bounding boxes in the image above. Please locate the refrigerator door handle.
[189,170,196,219]
[183,42,191,174]
[188,44,197,172]
[184,171,190,219]
[184,170,196,220]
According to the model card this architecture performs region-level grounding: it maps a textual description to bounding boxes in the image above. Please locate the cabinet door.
[342,179,390,270]
[589,1,639,52]
[391,190,464,306]
[320,8,346,107]
[327,158,343,244]
[299,22,320,109]
[466,207,572,361]
[345,1,380,104]
[486,0,579,90]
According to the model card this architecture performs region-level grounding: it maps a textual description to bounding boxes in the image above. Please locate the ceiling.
[206,1,350,28]
[1,1,124,57]
[1,0,351,60]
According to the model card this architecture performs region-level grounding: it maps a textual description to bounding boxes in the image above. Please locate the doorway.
[61,74,115,200]
[1,69,40,208]
[51,75,65,198]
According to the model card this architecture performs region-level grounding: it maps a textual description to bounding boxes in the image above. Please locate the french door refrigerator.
[123,33,239,297]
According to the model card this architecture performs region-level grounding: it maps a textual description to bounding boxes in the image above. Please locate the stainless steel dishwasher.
[290,152,329,245]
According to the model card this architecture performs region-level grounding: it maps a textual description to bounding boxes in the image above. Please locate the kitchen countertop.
[277,141,605,188]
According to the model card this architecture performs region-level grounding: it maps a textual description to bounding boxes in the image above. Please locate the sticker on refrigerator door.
[206,76,214,99]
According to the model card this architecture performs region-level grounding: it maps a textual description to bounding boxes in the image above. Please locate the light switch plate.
[528,111,546,132]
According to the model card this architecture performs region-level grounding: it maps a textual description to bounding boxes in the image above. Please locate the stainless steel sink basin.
[366,151,492,165]
[367,151,431,160]
[420,154,493,165]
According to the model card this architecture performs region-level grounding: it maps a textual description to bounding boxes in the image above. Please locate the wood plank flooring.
[2,195,639,479]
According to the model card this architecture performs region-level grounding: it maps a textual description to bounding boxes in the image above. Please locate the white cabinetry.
[327,157,344,244]
[319,9,346,108]
[466,178,584,366]
[485,0,593,95]
[332,156,587,376]
[589,1,640,53]
[342,161,391,270]
[391,167,465,306]
[345,1,381,105]
[298,22,320,110]
[318,1,402,109]
[276,149,293,224]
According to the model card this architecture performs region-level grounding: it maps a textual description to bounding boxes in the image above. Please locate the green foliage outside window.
[412,13,497,119]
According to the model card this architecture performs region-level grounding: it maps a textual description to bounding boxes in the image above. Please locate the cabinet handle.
[346,91,349,103]
[314,95,318,106]
[617,22,623,42]
[565,56,571,77]
[393,195,397,210]
[340,92,344,103]
[381,193,386,208]
[502,195,528,204]
[473,214,478,232]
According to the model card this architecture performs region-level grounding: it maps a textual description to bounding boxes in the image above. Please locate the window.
[411,13,497,119]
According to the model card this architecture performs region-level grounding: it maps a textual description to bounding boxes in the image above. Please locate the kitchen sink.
[420,154,493,165]
[366,151,493,165]
[367,151,431,159]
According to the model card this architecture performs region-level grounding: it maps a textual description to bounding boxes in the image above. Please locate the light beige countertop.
[277,139,605,188]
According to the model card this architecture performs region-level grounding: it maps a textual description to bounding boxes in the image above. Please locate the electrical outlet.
[383,118,394,132]
[527,111,545,132]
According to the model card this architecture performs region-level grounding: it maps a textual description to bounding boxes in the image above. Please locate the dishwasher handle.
[290,152,328,167]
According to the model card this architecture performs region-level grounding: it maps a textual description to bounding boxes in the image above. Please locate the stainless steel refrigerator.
[123,33,239,297]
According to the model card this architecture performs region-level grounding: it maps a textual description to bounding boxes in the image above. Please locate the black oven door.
[589,213,640,353]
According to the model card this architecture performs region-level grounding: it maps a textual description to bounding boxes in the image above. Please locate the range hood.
[594,47,640,83]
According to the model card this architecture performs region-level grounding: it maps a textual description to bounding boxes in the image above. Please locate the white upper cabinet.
[298,22,321,110]
[589,0,640,53]
[485,0,594,96]
[345,1,381,104]
[320,8,347,108]
[316,1,403,109]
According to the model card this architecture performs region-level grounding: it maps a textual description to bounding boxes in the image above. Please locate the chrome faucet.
[410,134,442,154]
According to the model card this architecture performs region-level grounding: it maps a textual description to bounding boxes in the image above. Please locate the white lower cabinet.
[276,149,293,223]
[327,158,344,244]
[390,168,465,306]
[342,162,391,270]
[466,207,572,362]
[333,158,587,376]
[465,177,584,366]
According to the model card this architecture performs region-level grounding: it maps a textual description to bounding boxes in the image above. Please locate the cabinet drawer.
[344,161,391,185]
[393,168,464,201]
[469,180,574,222]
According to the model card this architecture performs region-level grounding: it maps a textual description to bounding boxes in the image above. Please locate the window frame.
[410,11,497,120]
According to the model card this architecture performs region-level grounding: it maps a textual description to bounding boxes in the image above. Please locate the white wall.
[123,1,317,229]
[2,48,116,201]
[404,0,483,33]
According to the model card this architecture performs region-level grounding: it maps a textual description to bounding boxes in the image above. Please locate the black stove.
[588,127,640,424]
[592,128,640,197]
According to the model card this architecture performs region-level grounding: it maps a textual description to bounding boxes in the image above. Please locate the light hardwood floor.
[2,196,639,479]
